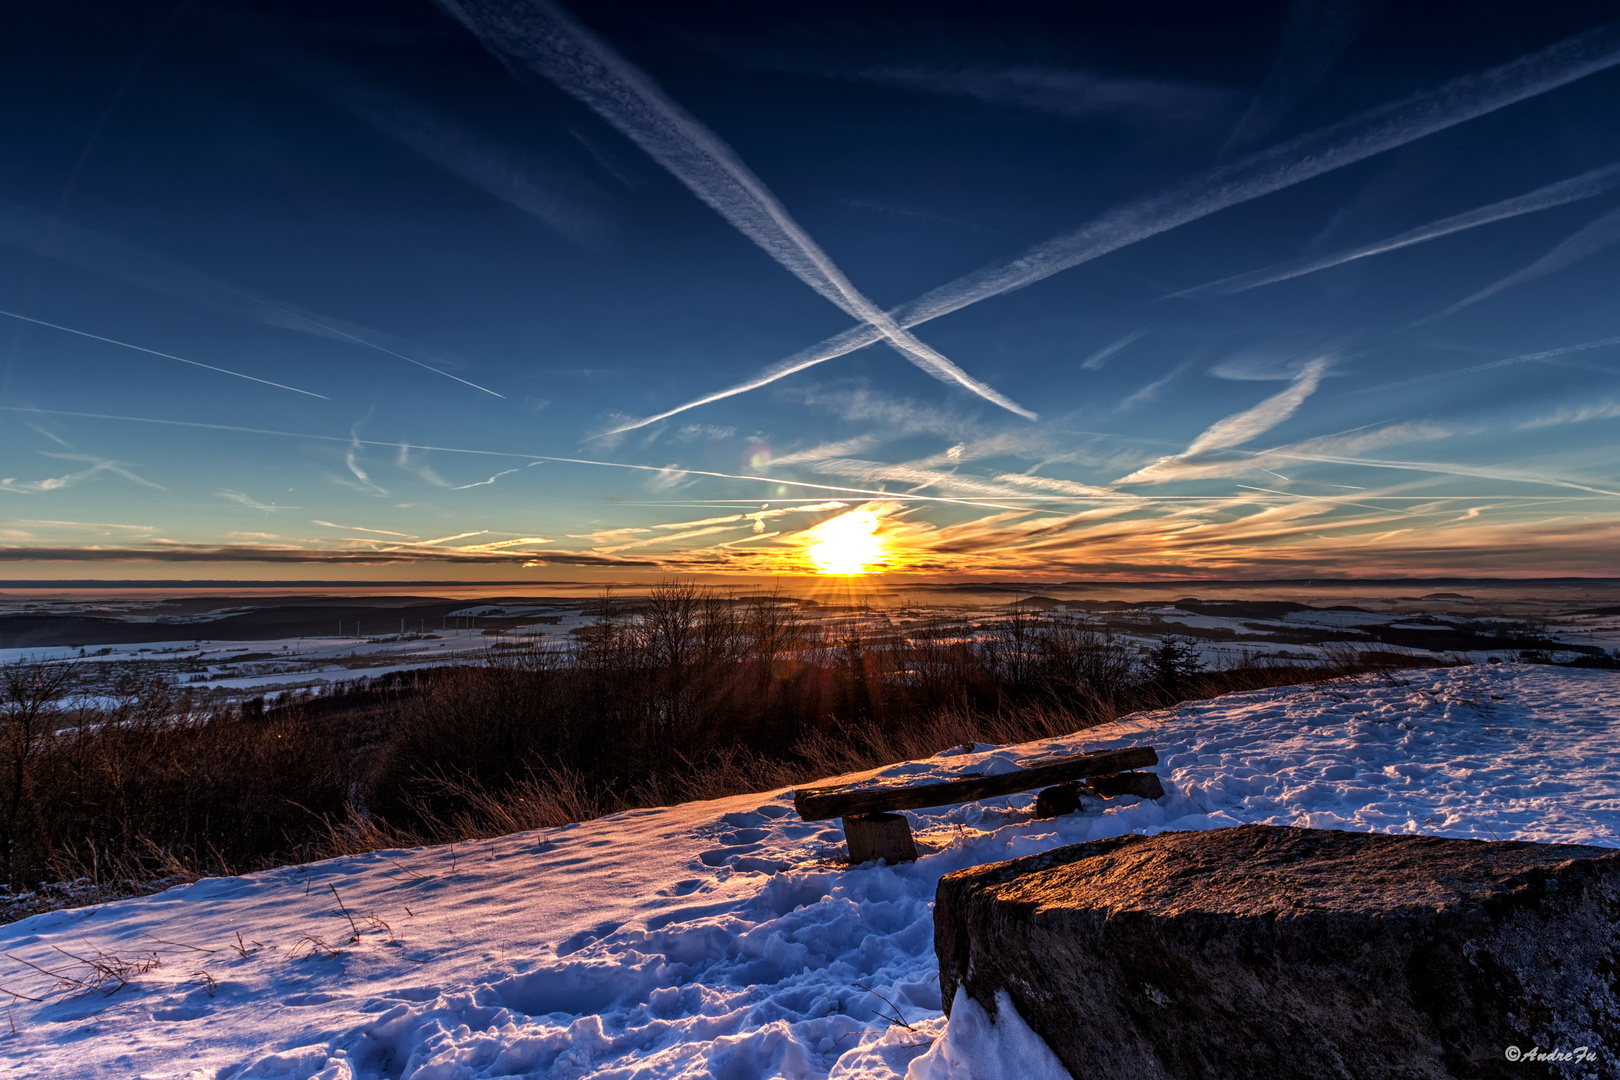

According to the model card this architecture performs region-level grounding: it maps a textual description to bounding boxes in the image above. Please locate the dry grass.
[2,942,161,1001]
[2,584,1447,911]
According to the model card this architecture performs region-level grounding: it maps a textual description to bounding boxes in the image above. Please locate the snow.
[906,989,1071,1080]
[1,664,1616,1078]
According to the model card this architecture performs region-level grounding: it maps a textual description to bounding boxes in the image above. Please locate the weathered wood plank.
[794,745,1157,821]
[1092,771,1165,800]
[1034,771,1167,818]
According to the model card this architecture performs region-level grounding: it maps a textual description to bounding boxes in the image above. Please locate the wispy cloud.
[0,307,326,398]
[453,468,523,489]
[573,502,847,552]
[1519,399,1620,428]
[1183,161,1620,297]
[675,424,737,442]
[1111,420,1453,485]
[609,20,1620,426]
[1116,358,1332,483]
[456,536,552,552]
[312,520,416,538]
[1434,202,1620,317]
[1183,358,1332,456]
[792,387,975,441]
[218,490,295,512]
[411,530,490,547]
[770,435,884,466]
[1,452,164,495]
[989,472,1118,498]
[1208,343,1337,381]
[344,433,387,495]
[795,457,1118,504]
[437,0,1036,424]
[395,444,457,488]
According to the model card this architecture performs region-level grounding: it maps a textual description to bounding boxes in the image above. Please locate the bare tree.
[2,659,76,885]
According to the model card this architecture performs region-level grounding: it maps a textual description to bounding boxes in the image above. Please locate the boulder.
[935,824,1620,1079]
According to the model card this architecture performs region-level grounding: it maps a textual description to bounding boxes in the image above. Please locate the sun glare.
[803,509,886,575]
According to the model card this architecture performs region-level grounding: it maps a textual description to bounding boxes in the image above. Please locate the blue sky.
[2,0,1619,582]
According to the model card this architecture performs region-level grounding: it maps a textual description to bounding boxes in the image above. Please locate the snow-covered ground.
[6,587,1618,704]
[1,664,1616,1078]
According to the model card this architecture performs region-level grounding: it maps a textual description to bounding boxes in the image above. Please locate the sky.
[1,0,1619,585]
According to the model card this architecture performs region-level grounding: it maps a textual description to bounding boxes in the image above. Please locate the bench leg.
[1036,772,1166,818]
[844,812,918,864]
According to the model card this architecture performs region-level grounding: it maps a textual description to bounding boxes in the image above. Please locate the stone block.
[935,824,1620,1078]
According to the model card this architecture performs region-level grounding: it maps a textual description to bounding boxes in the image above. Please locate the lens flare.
[803,508,886,575]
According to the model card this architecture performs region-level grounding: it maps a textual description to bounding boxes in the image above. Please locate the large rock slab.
[936,825,1620,1079]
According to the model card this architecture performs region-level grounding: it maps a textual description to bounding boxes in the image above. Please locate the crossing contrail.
[599,18,1620,433]
[438,0,1036,420]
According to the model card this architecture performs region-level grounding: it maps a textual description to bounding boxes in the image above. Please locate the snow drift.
[1,664,1615,1078]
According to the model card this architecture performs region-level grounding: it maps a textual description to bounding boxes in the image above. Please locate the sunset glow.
[802,509,887,575]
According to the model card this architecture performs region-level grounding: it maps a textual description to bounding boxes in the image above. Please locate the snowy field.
[4,588,1617,703]
[1,664,1616,1078]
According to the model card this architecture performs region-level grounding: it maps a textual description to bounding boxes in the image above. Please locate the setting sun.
[803,508,887,575]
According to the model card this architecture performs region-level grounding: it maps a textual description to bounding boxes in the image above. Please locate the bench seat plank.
[794,745,1158,821]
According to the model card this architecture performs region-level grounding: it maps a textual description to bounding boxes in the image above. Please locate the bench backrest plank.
[793,745,1157,821]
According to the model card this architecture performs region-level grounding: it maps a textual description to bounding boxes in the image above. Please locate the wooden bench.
[794,745,1162,864]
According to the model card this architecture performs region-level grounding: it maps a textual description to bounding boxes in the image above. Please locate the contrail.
[1181,160,1620,297]
[1081,329,1149,371]
[0,406,1031,510]
[14,401,1613,504]
[290,53,618,251]
[1356,333,1620,393]
[0,197,503,396]
[246,298,505,397]
[603,18,1620,433]
[0,308,328,398]
[1431,202,1620,318]
[1268,451,1620,497]
[438,0,1036,420]
[1221,0,1366,157]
